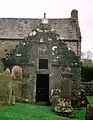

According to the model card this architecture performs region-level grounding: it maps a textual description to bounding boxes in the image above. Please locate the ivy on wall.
[53,40,81,72]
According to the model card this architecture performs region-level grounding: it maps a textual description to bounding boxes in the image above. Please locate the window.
[39,59,48,69]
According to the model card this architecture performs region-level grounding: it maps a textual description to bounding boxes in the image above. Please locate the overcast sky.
[0,0,92,52]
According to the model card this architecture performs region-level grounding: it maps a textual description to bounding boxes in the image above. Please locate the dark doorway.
[36,74,49,104]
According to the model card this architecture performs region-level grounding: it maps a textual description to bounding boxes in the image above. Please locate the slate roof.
[0,14,81,40]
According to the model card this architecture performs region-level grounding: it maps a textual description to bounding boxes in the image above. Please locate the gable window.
[39,59,48,69]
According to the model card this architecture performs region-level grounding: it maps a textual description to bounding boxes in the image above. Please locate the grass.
[87,96,93,104]
[0,103,86,120]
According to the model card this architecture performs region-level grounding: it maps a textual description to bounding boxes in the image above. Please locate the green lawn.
[87,96,93,104]
[0,103,86,120]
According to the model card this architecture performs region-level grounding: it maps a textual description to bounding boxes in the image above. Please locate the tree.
[81,51,93,60]
[86,51,93,60]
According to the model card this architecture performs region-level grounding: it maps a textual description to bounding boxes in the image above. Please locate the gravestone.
[50,89,61,107]
[11,65,23,102]
[53,72,73,115]
[0,69,14,105]
[86,104,93,120]
[50,72,73,107]
[60,72,73,99]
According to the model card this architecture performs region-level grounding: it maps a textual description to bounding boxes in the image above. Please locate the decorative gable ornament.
[29,30,36,36]
[48,38,52,41]
[16,53,22,57]
[52,46,57,51]
[29,32,33,36]
[39,29,43,32]
[68,47,71,51]
[36,28,40,31]
[23,42,26,46]
[59,36,64,40]
[41,13,48,24]
[32,31,36,36]
[40,38,44,42]
[50,28,55,32]
[44,30,49,32]
[57,37,60,40]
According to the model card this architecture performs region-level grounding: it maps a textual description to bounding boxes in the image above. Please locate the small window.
[4,49,8,52]
[25,21,27,24]
[39,59,48,69]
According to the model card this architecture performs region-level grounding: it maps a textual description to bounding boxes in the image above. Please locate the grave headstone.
[52,72,73,115]
[0,70,13,105]
[50,89,61,107]
[86,104,93,120]
[60,72,73,99]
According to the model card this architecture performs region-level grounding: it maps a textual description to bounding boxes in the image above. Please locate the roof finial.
[41,13,48,24]
[44,13,46,18]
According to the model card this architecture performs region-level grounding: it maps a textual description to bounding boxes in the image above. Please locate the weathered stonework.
[0,10,81,103]
[81,82,93,96]
[0,40,20,72]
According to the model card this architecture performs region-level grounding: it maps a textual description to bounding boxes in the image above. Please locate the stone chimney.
[71,9,78,21]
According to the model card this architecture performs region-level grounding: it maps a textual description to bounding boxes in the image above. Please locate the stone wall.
[0,40,20,72]
[81,82,93,96]
[66,41,78,55]
[50,65,62,90]
[22,65,36,103]
[0,71,13,105]
[0,39,81,103]
[0,40,19,58]
[0,40,81,72]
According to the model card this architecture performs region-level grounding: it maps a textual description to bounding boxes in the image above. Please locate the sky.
[0,0,92,52]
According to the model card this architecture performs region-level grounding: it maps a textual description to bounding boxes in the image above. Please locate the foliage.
[81,51,93,60]
[81,66,93,82]
[81,59,93,82]
[81,59,93,67]
[54,40,81,72]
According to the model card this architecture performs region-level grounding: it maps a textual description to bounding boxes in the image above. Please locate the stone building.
[0,10,81,103]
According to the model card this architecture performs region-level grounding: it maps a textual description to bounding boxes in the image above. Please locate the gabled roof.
[0,10,81,40]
